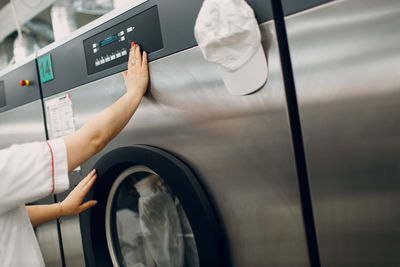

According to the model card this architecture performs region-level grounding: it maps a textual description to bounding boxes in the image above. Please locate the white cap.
[194,0,268,95]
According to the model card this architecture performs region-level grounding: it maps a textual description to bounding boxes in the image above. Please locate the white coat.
[0,138,69,266]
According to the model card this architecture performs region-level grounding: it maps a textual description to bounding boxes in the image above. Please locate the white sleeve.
[0,138,69,215]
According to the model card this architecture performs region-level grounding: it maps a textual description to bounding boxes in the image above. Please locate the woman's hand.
[61,169,98,216]
[123,43,149,98]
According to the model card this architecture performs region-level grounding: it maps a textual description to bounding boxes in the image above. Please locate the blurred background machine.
[0,56,63,266]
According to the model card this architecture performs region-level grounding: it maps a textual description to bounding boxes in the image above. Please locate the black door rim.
[80,145,228,267]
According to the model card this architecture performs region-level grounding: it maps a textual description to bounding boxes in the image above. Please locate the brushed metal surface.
[285,0,400,266]
[0,101,46,149]
[59,214,86,267]
[0,101,63,267]
[50,21,310,267]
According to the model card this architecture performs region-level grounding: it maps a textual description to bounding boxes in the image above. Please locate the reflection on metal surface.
[35,217,63,267]
[53,21,310,266]
[0,101,45,149]
[60,215,86,267]
[286,0,400,266]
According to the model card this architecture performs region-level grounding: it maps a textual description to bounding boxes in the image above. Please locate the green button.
[38,54,54,83]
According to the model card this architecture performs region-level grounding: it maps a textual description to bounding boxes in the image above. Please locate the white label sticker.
[45,94,80,171]
[45,94,75,139]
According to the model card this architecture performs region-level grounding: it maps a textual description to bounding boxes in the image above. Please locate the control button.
[20,80,30,86]
[93,48,98,53]
[100,58,105,64]
[111,55,116,60]
[121,50,127,56]
[120,36,125,41]
[105,56,110,62]
[116,52,121,58]
[127,26,133,33]
[92,43,97,48]
[95,60,100,66]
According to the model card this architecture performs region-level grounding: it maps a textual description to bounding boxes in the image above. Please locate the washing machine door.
[80,145,226,267]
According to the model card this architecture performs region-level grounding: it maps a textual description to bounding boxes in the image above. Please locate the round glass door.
[84,145,226,267]
[105,166,199,267]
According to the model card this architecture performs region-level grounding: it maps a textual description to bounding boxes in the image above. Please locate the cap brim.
[218,43,268,96]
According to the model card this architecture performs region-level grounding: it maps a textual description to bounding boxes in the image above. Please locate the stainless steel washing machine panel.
[285,0,400,266]
[0,100,46,149]
[0,57,45,148]
[45,19,310,266]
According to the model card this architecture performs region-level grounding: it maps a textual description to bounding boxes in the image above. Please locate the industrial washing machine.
[282,0,400,266]
[37,0,313,266]
[0,56,63,266]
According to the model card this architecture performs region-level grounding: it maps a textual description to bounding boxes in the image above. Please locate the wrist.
[58,201,64,217]
[125,90,143,101]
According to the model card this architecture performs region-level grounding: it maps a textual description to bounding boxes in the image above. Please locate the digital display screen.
[100,35,117,47]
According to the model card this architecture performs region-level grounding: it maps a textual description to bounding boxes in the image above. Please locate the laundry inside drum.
[105,166,200,267]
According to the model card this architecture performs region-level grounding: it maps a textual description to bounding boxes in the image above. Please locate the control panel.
[0,60,41,112]
[83,5,163,75]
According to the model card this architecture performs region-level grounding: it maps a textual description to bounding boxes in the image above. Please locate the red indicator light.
[20,80,30,86]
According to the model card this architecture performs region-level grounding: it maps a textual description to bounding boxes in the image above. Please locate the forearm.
[84,90,142,150]
[26,204,63,227]
[63,44,148,173]
[63,91,142,172]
